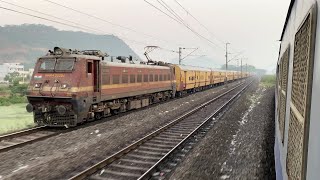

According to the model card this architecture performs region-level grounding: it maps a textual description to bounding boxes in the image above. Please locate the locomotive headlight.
[34,83,42,88]
[61,83,68,89]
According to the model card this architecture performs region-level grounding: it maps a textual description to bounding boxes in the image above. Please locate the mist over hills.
[0,24,139,69]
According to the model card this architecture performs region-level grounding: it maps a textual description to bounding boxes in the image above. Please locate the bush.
[0,97,11,106]
[260,75,276,87]
[0,95,27,106]
[9,83,28,96]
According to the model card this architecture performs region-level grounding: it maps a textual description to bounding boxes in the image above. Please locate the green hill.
[0,24,140,69]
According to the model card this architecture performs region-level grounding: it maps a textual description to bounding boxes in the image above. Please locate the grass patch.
[260,75,276,87]
[0,95,27,106]
[0,103,35,135]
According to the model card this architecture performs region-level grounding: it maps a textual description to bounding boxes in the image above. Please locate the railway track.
[0,80,243,154]
[0,126,61,153]
[69,79,253,180]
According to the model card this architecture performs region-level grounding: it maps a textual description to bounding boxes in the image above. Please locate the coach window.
[149,74,154,82]
[164,74,167,81]
[122,74,128,84]
[112,75,120,84]
[130,74,135,83]
[168,74,171,80]
[137,74,142,83]
[155,74,158,81]
[144,74,148,82]
[159,74,163,81]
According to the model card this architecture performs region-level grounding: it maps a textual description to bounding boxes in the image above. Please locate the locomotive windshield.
[55,59,74,71]
[39,58,75,72]
[39,59,55,71]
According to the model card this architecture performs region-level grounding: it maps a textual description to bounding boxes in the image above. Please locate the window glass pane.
[39,59,55,71]
[144,74,148,82]
[149,74,154,82]
[155,74,158,81]
[122,74,128,83]
[130,74,135,83]
[56,59,74,71]
[137,74,142,82]
[112,75,120,84]
[87,62,93,73]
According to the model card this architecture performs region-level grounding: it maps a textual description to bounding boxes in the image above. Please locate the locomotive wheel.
[95,112,102,120]
[112,109,119,115]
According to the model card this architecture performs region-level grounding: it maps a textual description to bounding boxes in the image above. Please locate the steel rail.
[69,79,252,180]
[138,80,253,180]
[0,126,59,153]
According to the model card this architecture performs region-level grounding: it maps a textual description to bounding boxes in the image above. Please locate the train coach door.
[93,60,100,94]
[87,59,100,102]
[184,71,187,89]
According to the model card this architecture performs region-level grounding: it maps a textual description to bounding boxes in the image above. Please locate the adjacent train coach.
[275,1,320,180]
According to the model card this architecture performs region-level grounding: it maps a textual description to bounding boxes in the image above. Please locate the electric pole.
[241,59,243,78]
[225,43,230,83]
[178,47,199,65]
[246,63,248,75]
[179,47,182,65]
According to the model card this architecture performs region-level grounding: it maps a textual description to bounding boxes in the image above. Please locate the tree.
[4,72,21,83]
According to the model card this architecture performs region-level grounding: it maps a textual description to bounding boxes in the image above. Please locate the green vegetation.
[260,75,276,87]
[0,103,34,135]
[0,81,28,106]
[0,95,27,106]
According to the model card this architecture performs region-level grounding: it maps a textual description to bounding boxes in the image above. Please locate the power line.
[0,6,95,32]
[157,0,188,27]
[145,0,223,50]
[173,0,225,45]
[0,0,100,34]
[144,0,182,25]
[0,5,153,48]
[173,0,240,53]
[42,0,172,44]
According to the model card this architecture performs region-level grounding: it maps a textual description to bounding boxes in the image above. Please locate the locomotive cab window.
[39,59,55,71]
[87,62,93,74]
[55,59,75,71]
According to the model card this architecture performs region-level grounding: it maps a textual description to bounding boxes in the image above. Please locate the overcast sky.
[0,0,290,70]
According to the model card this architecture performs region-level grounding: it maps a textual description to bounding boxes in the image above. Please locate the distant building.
[0,63,33,83]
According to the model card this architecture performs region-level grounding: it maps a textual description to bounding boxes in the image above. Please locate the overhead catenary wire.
[0,5,160,62]
[144,0,224,51]
[0,0,102,34]
[0,6,95,33]
[42,0,179,46]
[173,0,240,53]
[0,3,176,53]
[173,0,225,45]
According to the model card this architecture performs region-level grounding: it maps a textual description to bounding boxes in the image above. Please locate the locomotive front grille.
[34,111,77,127]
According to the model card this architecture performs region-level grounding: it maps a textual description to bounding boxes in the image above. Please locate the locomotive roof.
[40,54,102,60]
[102,61,171,69]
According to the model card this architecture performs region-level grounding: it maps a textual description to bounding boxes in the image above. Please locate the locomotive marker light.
[34,83,42,88]
[60,83,68,89]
